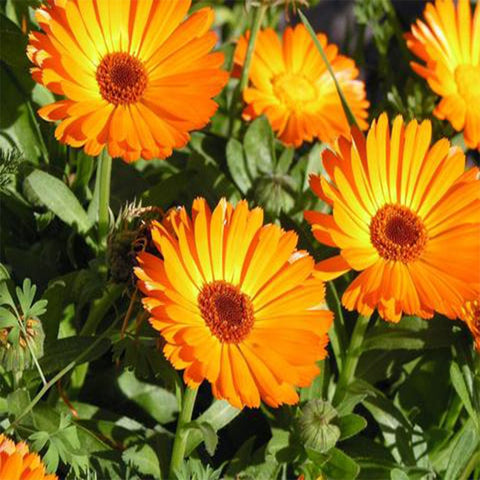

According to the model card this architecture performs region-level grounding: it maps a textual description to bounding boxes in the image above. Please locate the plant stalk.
[333,314,370,405]
[169,387,198,478]
[97,149,112,250]
[228,3,266,135]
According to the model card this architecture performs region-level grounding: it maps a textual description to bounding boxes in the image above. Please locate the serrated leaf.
[28,299,48,318]
[226,138,251,194]
[122,443,161,478]
[0,306,17,328]
[0,282,15,309]
[337,414,367,441]
[24,170,92,233]
[16,278,35,316]
[29,431,50,452]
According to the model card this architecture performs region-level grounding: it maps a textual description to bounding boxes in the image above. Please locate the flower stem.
[239,4,266,92]
[333,314,370,406]
[97,149,112,251]
[169,386,198,478]
[228,3,266,135]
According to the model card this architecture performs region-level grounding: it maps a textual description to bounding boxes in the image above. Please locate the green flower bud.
[298,399,340,453]
[0,317,44,372]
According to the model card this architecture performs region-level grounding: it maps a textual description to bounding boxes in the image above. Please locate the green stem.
[298,9,358,128]
[169,387,198,478]
[459,450,480,480]
[239,4,266,91]
[333,314,370,405]
[228,3,266,135]
[97,150,112,250]
[327,281,348,371]
[81,283,123,336]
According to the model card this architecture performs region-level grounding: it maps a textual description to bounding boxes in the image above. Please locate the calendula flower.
[135,197,333,408]
[0,434,57,480]
[27,0,228,162]
[460,300,480,351]
[406,0,480,150]
[305,113,480,322]
[233,24,369,147]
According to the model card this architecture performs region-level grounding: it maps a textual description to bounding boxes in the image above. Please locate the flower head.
[135,197,333,408]
[305,113,480,322]
[406,0,480,150]
[233,25,369,147]
[0,434,57,480]
[460,299,480,351]
[27,0,228,162]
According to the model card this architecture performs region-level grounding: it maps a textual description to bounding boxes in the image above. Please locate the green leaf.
[322,448,360,479]
[0,306,17,328]
[39,336,111,375]
[363,327,455,350]
[391,469,410,480]
[117,370,178,424]
[186,421,218,456]
[0,281,16,309]
[450,362,477,422]
[243,116,276,176]
[16,278,35,316]
[24,170,92,233]
[8,388,32,424]
[122,443,161,478]
[276,147,294,174]
[0,14,29,68]
[337,414,367,441]
[226,138,251,194]
[185,400,240,455]
[444,421,479,480]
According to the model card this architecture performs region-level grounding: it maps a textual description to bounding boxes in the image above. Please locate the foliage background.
[0,0,479,479]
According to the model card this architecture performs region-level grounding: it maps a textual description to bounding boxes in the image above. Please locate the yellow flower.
[0,434,57,480]
[234,25,369,147]
[305,113,480,322]
[406,0,480,150]
[135,198,333,408]
[27,0,228,162]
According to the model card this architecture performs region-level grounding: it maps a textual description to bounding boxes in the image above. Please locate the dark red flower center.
[96,52,147,105]
[198,281,254,343]
[370,204,427,262]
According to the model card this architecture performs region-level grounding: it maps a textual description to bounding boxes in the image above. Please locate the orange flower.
[406,0,480,150]
[460,299,480,351]
[27,0,228,162]
[305,113,480,322]
[0,434,57,480]
[135,197,333,408]
[233,25,369,147]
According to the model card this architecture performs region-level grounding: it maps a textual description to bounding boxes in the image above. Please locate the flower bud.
[298,399,340,453]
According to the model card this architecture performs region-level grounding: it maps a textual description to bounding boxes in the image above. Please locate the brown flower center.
[96,52,147,105]
[455,64,480,105]
[198,281,255,343]
[370,204,427,262]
